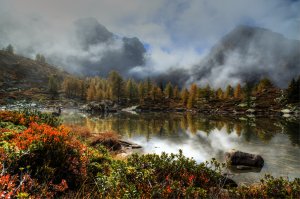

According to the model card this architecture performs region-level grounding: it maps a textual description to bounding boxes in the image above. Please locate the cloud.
[190,25,300,88]
[0,0,299,84]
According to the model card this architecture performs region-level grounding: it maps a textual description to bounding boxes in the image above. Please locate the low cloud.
[0,0,299,85]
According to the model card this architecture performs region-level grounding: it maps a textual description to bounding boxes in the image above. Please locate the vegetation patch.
[0,110,299,198]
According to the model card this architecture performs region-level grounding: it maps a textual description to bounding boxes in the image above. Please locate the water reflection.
[62,111,300,183]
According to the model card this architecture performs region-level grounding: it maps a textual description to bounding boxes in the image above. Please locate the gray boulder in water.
[225,150,264,168]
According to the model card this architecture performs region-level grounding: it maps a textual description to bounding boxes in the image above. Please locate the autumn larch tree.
[108,71,124,104]
[234,83,242,99]
[187,83,198,109]
[216,88,224,100]
[126,79,138,102]
[181,88,189,106]
[164,82,174,99]
[256,78,273,93]
[173,86,180,100]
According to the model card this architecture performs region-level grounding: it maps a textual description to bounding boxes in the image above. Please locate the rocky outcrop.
[225,150,264,168]
[91,137,142,151]
[81,100,118,113]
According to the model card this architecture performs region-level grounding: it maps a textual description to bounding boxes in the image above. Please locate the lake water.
[62,110,300,184]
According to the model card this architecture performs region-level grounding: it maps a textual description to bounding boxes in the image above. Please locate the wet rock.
[82,100,118,113]
[225,150,264,168]
[229,165,262,173]
[119,140,142,149]
[246,109,256,113]
[281,109,293,114]
[91,138,122,151]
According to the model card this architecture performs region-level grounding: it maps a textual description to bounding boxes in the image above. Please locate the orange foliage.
[0,110,39,126]
[12,122,69,150]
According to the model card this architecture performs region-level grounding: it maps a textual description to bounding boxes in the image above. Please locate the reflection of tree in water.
[280,119,300,146]
[235,124,242,136]
[241,122,255,142]
[225,123,234,134]
[180,116,188,131]
[215,121,225,131]
[67,113,299,146]
[186,113,197,134]
[254,118,281,142]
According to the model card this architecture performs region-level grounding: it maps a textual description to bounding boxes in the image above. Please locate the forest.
[49,70,300,110]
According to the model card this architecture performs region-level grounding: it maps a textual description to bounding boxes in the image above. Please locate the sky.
[0,0,299,86]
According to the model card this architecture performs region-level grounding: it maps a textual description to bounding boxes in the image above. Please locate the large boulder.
[225,150,264,168]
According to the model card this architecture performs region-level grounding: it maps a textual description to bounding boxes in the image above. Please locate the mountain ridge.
[190,25,300,87]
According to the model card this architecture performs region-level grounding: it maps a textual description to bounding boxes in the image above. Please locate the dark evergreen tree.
[286,76,300,103]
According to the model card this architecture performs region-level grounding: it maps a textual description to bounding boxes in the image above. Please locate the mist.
[0,0,299,86]
[189,26,300,88]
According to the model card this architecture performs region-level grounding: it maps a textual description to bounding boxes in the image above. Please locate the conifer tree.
[126,79,137,102]
[87,83,96,101]
[187,83,198,109]
[234,83,242,99]
[203,85,212,101]
[48,75,59,98]
[256,78,273,93]
[108,71,124,103]
[173,86,180,100]
[164,82,173,99]
[224,85,233,99]
[216,88,224,100]
[286,76,300,103]
[138,82,145,101]
[181,88,189,106]
[6,44,14,54]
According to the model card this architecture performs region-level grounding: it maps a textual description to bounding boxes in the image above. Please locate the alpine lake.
[62,109,300,185]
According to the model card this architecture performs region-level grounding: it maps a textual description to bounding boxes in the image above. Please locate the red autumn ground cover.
[0,111,89,198]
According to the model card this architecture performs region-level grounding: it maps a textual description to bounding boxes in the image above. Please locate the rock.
[81,100,118,113]
[281,109,293,114]
[246,109,256,113]
[225,150,264,168]
[238,103,247,107]
[228,165,262,173]
[91,138,122,151]
[119,140,142,149]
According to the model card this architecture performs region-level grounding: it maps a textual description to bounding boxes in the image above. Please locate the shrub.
[0,109,61,127]
[0,122,87,197]
[92,151,224,198]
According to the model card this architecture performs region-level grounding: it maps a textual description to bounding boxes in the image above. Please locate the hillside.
[0,50,68,103]
[191,25,300,87]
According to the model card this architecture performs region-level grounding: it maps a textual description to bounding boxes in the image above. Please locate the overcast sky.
[0,0,299,72]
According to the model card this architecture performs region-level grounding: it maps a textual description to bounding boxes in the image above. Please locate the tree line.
[49,70,300,106]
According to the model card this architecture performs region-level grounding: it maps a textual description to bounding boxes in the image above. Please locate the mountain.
[68,18,146,76]
[74,17,114,49]
[191,25,300,87]
[0,50,67,103]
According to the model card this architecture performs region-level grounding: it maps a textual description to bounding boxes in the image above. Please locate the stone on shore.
[225,150,264,168]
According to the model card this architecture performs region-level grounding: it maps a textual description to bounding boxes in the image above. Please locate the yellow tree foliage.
[181,88,189,106]
[234,84,242,99]
[164,82,173,99]
[173,86,180,100]
[187,83,198,109]
[216,88,224,100]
